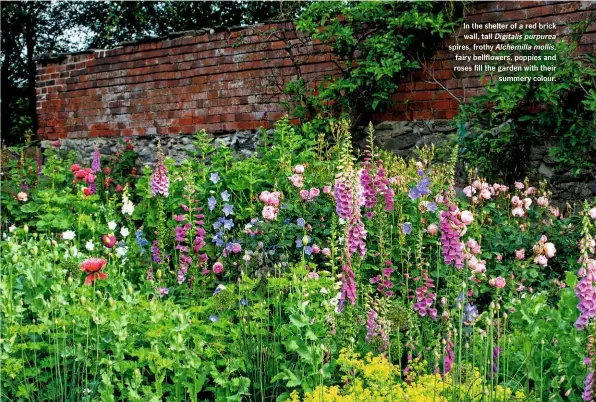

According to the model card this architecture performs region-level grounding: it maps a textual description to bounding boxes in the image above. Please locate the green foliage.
[458,34,596,181]
[287,1,459,128]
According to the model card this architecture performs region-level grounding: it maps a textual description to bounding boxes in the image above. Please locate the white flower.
[120,227,130,238]
[122,200,135,216]
[116,246,128,258]
[8,225,17,233]
[70,246,79,258]
[320,287,329,294]
[62,230,76,240]
[108,221,117,231]
[85,241,94,251]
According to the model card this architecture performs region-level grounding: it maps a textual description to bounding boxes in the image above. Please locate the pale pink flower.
[309,188,320,198]
[515,182,524,190]
[589,207,596,220]
[511,196,521,207]
[523,198,532,209]
[293,165,305,174]
[300,190,310,201]
[536,196,549,207]
[427,224,439,236]
[512,207,525,217]
[472,180,481,190]
[540,235,548,243]
[17,192,28,202]
[480,189,491,200]
[535,255,548,266]
[515,249,525,260]
[525,187,536,195]
[323,185,332,194]
[262,205,278,221]
[490,276,506,288]
[288,174,304,188]
[461,210,473,226]
[467,238,481,255]
[496,254,503,261]
[321,248,331,257]
[544,242,556,258]
[463,186,474,197]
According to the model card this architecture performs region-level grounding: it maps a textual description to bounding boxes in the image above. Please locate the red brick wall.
[36,2,595,141]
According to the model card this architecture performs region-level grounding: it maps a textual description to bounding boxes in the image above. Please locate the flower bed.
[1,118,595,401]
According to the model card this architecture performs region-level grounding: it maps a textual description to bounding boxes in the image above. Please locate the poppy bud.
[95,291,102,298]
[23,225,29,234]
[109,297,114,307]
[32,245,38,256]
[127,285,133,294]
[12,254,18,263]
[80,296,86,305]
[68,277,73,285]
[156,269,162,279]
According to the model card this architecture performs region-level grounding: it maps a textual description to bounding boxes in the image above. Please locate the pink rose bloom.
[70,164,81,172]
[17,192,28,202]
[472,196,479,205]
[536,196,549,207]
[232,243,242,254]
[259,191,272,204]
[496,254,503,261]
[535,255,548,266]
[515,249,525,260]
[269,191,281,206]
[480,189,491,200]
[115,184,123,192]
[477,260,486,273]
[288,174,304,188]
[589,207,596,220]
[492,276,506,288]
[540,235,548,243]
[212,262,224,274]
[525,187,536,195]
[468,256,479,270]
[309,188,320,198]
[104,167,111,174]
[85,174,96,184]
[515,182,524,190]
[463,186,474,197]
[512,207,525,217]
[293,165,305,174]
[323,185,332,194]
[427,224,438,236]
[500,185,508,192]
[321,248,331,257]
[467,238,480,255]
[460,210,473,226]
[550,206,560,217]
[523,198,532,209]
[262,205,278,221]
[472,180,481,190]
[300,190,310,201]
[544,242,556,258]
[311,244,320,254]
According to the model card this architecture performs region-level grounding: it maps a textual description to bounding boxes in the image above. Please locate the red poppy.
[102,234,117,248]
[80,258,108,285]
[82,187,92,196]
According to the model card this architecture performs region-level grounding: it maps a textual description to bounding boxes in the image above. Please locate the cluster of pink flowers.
[175,222,193,284]
[463,180,508,203]
[370,260,394,296]
[413,270,437,319]
[259,190,282,221]
[212,261,224,275]
[288,164,306,188]
[488,276,506,288]
[511,195,534,217]
[340,264,357,309]
[439,200,469,269]
[150,149,169,197]
[532,235,557,266]
[443,330,455,375]
[300,188,320,202]
[574,228,596,330]
[359,155,394,219]
[334,170,367,257]
[466,238,487,282]
[365,309,389,351]
[70,164,97,196]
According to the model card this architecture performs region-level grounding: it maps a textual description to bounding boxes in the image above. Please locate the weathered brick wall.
[35,1,595,141]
